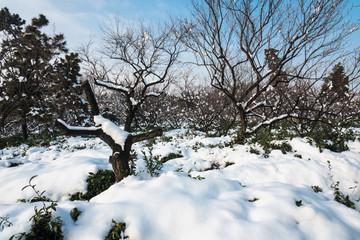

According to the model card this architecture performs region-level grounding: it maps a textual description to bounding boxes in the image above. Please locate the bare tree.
[181,0,359,135]
[56,80,162,182]
[80,18,185,132]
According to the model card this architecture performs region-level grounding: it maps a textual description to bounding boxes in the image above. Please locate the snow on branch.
[246,101,273,113]
[146,92,161,97]
[94,115,130,150]
[247,114,297,134]
[95,80,130,93]
[55,119,101,136]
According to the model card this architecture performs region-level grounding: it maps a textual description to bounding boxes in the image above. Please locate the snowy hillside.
[0,129,360,240]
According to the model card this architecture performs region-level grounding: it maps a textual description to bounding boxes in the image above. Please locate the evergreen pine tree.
[322,63,349,99]
[0,8,88,139]
[51,53,89,126]
[264,48,287,87]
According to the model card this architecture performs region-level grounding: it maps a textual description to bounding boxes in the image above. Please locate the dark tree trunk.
[21,122,28,140]
[108,140,131,182]
[124,110,135,132]
[109,153,131,182]
[237,106,247,135]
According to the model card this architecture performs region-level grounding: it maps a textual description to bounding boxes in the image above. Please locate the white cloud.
[1,0,192,50]
[1,0,104,50]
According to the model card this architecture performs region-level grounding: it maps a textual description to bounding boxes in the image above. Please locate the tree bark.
[21,120,28,140]
[82,81,99,116]
[108,139,132,182]
[124,112,133,132]
[236,105,247,135]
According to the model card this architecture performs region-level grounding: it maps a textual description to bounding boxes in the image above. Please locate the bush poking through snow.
[332,182,356,209]
[247,128,293,156]
[17,176,53,203]
[11,176,63,240]
[129,149,138,175]
[70,208,82,222]
[224,161,235,168]
[160,152,183,163]
[8,162,24,168]
[327,161,356,209]
[0,215,12,230]
[0,132,58,149]
[307,125,355,152]
[70,170,115,201]
[203,162,221,171]
[142,147,163,177]
[311,186,323,193]
[105,220,128,240]
[187,169,205,180]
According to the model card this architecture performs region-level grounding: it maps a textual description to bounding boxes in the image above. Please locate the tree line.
[1,0,360,141]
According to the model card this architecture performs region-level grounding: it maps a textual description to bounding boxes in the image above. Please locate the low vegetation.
[70,170,116,201]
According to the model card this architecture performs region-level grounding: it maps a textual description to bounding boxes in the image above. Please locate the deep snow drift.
[0,129,360,240]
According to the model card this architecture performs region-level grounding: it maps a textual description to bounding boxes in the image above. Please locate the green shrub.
[307,124,355,152]
[273,142,292,154]
[160,135,172,142]
[249,147,260,155]
[16,176,53,203]
[0,131,59,149]
[252,128,274,150]
[187,168,205,180]
[105,220,128,240]
[142,147,163,177]
[248,128,292,155]
[204,162,221,171]
[224,161,235,168]
[332,181,355,209]
[70,170,115,201]
[8,162,24,168]
[129,149,138,175]
[230,131,246,145]
[0,133,24,148]
[206,143,225,149]
[161,152,183,163]
[145,138,156,147]
[11,176,63,240]
[311,186,323,193]
[0,215,12,230]
[192,142,205,152]
[327,161,355,209]
[70,208,82,222]
[295,200,303,207]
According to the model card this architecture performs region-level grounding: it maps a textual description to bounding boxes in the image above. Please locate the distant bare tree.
[80,18,185,132]
[181,0,359,135]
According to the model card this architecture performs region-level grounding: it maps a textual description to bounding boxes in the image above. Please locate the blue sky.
[0,0,192,50]
[0,0,359,52]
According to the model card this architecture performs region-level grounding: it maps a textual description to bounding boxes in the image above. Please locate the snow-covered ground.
[0,129,360,240]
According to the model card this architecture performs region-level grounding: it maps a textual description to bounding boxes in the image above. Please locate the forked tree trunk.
[55,80,162,182]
